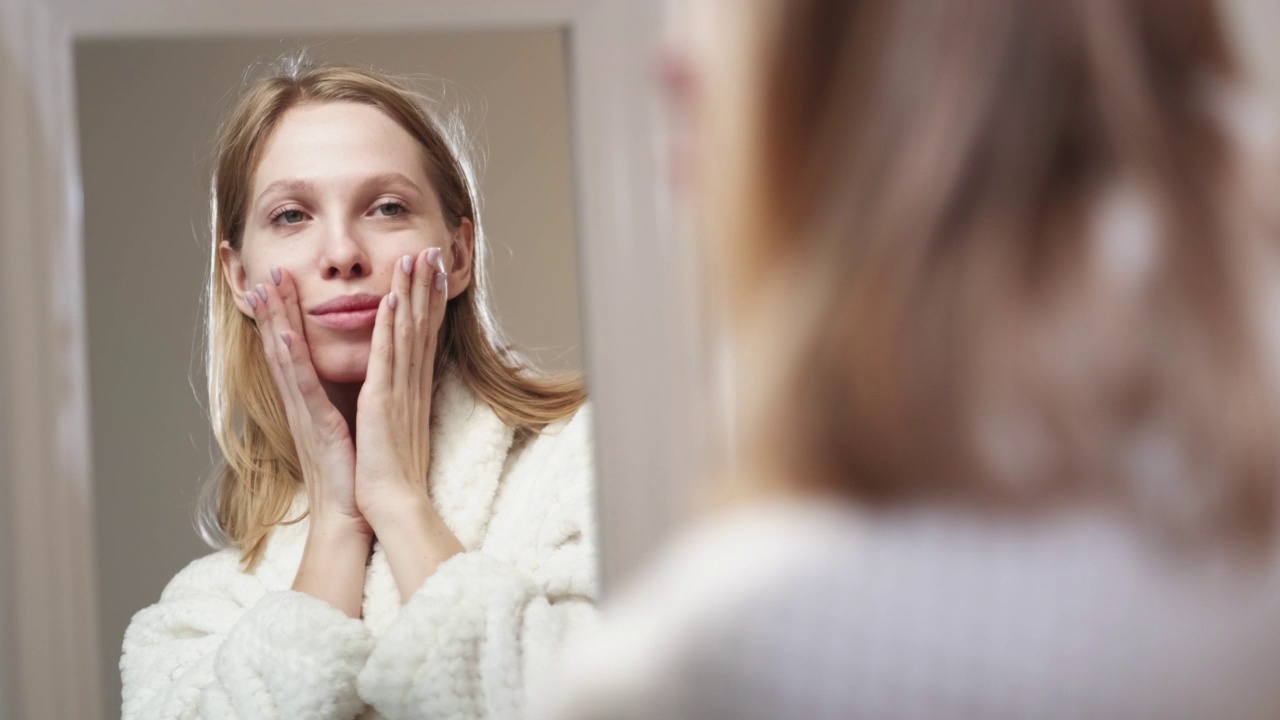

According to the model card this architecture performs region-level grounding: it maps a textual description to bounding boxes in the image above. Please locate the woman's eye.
[272,208,306,225]
[376,202,406,218]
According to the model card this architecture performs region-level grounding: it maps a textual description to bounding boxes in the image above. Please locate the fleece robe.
[121,370,597,720]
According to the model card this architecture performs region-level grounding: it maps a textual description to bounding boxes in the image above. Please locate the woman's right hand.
[248,266,371,540]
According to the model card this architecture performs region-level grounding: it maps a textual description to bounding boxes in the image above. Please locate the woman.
[543,1,1280,718]
[120,61,596,720]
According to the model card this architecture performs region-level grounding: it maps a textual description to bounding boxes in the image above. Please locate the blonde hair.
[717,0,1280,541]
[198,59,586,570]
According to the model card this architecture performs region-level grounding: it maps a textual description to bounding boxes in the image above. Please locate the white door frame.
[0,1,704,717]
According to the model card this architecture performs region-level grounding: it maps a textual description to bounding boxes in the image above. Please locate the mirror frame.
[0,1,712,717]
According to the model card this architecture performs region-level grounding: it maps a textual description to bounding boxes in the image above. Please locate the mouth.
[309,293,383,330]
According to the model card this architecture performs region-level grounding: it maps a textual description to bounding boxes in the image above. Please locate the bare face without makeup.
[220,101,472,384]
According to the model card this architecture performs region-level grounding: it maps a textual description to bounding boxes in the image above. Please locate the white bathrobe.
[120,370,598,720]
[540,501,1280,720]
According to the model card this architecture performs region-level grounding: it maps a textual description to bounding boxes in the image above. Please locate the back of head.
[706,0,1280,544]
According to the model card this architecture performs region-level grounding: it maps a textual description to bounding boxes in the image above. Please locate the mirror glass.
[75,29,587,718]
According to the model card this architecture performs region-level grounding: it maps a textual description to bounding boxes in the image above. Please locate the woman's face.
[220,101,472,384]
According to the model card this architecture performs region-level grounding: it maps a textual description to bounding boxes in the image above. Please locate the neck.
[322,381,363,439]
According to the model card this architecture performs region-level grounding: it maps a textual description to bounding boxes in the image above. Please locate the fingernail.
[434,272,446,292]
[255,284,268,303]
[388,291,398,310]
[427,247,441,266]
[401,255,413,274]
[270,266,282,286]
[279,331,292,348]
[246,291,258,310]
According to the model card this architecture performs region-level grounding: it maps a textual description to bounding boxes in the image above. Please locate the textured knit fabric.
[539,500,1280,720]
[121,370,597,720]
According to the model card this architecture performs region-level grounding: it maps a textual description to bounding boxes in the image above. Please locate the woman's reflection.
[120,61,594,720]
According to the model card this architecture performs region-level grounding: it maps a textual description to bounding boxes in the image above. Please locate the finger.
[256,281,312,425]
[423,248,449,389]
[433,247,448,307]
[365,290,396,397]
[409,247,436,390]
[392,253,416,395]
[263,274,333,424]
[253,282,322,449]
[247,284,288,403]
[271,265,309,351]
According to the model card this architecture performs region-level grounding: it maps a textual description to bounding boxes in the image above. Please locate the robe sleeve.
[120,549,374,720]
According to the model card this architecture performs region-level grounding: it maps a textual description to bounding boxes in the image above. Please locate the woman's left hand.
[357,246,465,600]
[355,246,449,531]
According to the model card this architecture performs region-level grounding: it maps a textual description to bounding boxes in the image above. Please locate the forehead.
[251,101,428,196]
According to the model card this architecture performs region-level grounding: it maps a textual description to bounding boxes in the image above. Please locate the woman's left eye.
[375,202,406,218]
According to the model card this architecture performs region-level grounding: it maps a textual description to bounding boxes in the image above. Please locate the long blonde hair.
[198,59,586,570]
[716,0,1280,542]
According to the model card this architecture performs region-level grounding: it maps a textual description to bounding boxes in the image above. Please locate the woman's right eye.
[270,208,306,225]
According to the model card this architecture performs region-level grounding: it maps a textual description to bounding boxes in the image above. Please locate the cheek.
[242,226,310,263]
[239,245,296,286]
[372,238,435,273]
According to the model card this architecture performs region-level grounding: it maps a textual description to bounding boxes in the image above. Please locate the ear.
[445,218,475,300]
[218,240,255,318]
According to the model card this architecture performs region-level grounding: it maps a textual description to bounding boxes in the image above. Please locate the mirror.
[75,30,587,718]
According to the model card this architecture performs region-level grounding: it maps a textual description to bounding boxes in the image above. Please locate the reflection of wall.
[75,31,579,718]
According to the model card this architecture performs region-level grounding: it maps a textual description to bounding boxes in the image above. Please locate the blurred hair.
[199,58,586,570]
[716,0,1280,542]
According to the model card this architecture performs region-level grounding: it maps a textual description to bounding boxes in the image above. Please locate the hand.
[355,247,449,530]
[248,266,369,539]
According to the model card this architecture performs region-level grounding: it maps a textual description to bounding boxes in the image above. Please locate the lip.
[309,293,383,330]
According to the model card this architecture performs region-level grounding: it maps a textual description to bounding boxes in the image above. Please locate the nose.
[320,220,370,280]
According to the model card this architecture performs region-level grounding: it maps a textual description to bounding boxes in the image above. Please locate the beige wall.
[75,30,580,718]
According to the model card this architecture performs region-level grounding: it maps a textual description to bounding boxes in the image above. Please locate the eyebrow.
[254,172,425,208]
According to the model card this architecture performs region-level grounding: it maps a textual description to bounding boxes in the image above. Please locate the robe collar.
[418,365,517,549]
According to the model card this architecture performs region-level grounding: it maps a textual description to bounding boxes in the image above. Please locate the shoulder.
[154,547,258,603]
[148,504,310,609]
[510,401,596,513]
[527,401,594,470]
[123,547,267,650]
[540,499,858,719]
[137,539,297,623]
[484,401,597,577]
[596,499,857,628]
[125,519,314,641]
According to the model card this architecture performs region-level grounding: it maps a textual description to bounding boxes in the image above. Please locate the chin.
[312,347,371,385]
